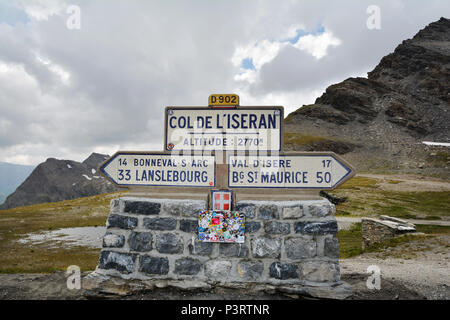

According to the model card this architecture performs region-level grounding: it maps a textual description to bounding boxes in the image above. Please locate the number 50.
[316,171,331,183]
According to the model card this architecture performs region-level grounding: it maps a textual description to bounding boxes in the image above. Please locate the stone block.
[179,219,198,233]
[123,199,161,215]
[294,221,338,235]
[128,232,153,252]
[174,258,202,275]
[139,256,169,275]
[285,236,316,259]
[252,237,281,258]
[204,260,232,280]
[110,199,120,213]
[246,221,261,233]
[188,240,213,256]
[308,203,333,217]
[143,217,176,230]
[269,262,299,280]
[300,262,340,282]
[156,233,183,254]
[162,200,206,217]
[102,232,125,248]
[282,206,304,219]
[99,251,136,274]
[235,203,256,219]
[324,237,339,258]
[258,204,279,219]
[219,243,248,257]
[236,261,264,280]
[107,214,138,230]
[264,221,290,235]
[362,217,416,249]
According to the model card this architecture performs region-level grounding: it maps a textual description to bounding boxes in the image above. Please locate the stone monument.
[83,94,355,299]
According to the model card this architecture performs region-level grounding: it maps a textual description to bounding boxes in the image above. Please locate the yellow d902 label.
[209,94,239,106]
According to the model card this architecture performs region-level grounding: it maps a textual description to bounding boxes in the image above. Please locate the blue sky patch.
[285,24,326,44]
[241,57,256,71]
[0,2,29,26]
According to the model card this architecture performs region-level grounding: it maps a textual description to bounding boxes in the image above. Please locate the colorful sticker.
[197,210,245,243]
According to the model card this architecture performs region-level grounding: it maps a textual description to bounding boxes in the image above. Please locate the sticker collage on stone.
[197,210,245,243]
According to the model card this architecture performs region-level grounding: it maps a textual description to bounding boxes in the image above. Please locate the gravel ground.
[340,235,450,300]
[336,217,450,230]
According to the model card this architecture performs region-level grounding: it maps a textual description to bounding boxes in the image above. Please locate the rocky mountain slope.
[284,17,450,178]
[0,153,117,210]
[0,162,35,205]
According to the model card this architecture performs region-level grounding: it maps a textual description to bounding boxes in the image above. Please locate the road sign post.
[99,94,355,201]
[91,94,356,299]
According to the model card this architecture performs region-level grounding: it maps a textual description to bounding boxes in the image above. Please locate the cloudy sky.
[0,0,448,165]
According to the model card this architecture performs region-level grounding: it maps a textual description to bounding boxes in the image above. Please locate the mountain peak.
[413,17,450,41]
[284,17,450,178]
[0,153,116,210]
[82,153,110,170]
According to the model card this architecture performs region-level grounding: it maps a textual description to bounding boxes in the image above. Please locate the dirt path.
[336,216,450,230]
[340,234,450,300]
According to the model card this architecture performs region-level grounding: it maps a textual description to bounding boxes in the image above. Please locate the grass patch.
[365,234,428,254]
[415,224,450,234]
[337,223,364,258]
[337,176,379,190]
[337,223,450,259]
[283,132,329,146]
[333,175,450,219]
[0,245,100,273]
[0,191,125,273]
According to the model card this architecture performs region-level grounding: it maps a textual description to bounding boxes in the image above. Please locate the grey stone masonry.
[128,232,153,252]
[294,221,338,235]
[362,217,416,249]
[269,262,299,280]
[179,219,198,233]
[124,199,161,215]
[107,214,138,230]
[99,251,136,274]
[174,258,202,275]
[143,217,177,230]
[139,256,169,275]
[264,221,290,234]
[93,197,349,299]
[102,233,125,248]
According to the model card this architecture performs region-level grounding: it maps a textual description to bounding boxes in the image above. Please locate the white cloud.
[293,31,342,59]
[234,69,258,83]
[232,39,284,70]
[35,55,70,85]
[0,0,448,165]
[19,0,66,21]
[231,25,342,89]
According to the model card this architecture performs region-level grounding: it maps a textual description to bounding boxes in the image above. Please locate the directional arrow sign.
[99,152,216,187]
[228,153,354,190]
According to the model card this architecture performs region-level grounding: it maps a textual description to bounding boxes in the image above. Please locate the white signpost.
[164,107,283,151]
[100,152,216,187]
[99,94,355,196]
[228,154,353,190]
